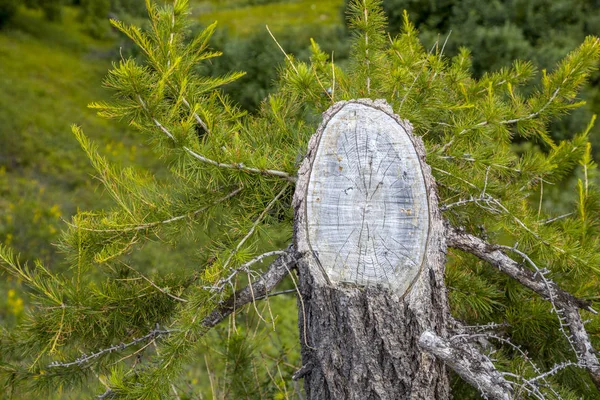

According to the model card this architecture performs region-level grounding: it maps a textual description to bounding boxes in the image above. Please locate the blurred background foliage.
[378,0,600,148]
[0,0,598,397]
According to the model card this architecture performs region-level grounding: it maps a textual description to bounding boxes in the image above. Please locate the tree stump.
[293,99,451,399]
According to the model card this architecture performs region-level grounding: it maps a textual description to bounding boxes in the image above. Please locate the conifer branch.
[446,226,600,390]
[137,91,295,182]
[500,88,560,125]
[419,330,514,400]
[70,187,243,233]
[183,147,297,182]
[47,249,296,382]
[202,247,297,329]
[165,6,210,134]
[440,88,561,152]
[121,262,188,303]
[47,325,175,369]
[116,9,213,136]
[136,95,175,140]
[397,42,435,112]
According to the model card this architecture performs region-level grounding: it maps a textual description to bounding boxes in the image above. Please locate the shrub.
[0,0,18,27]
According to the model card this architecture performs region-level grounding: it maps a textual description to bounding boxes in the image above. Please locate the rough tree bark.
[293,99,451,399]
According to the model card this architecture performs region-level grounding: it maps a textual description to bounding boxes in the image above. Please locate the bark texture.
[293,99,451,399]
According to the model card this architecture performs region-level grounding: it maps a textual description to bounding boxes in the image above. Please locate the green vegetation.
[0,0,18,26]
[193,0,342,35]
[379,0,600,150]
[0,6,135,265]
[0,2,308,397]
[1,0,600,398]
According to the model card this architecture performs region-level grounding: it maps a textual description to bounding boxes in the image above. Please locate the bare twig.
[49,325,175,369]
[210,250,288,292]
[202,247,297,329]
[449,325,562,399]
[256,288,297,299]
[266,25,299,76]
[437,169,578,259]
[98,389,113,399]
[331,51,336,101]
[446,226,600,390]
[499,244,579,356]
[541,212,574,225]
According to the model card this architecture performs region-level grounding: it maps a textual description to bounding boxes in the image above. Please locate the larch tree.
[2,0,600,399]
[379,0,600,152]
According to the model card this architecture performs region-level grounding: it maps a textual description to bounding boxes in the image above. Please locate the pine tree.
[1,0,600,398]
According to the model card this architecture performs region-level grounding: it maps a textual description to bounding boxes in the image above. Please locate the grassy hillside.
[0,7,131,265]
[192,0,343,35]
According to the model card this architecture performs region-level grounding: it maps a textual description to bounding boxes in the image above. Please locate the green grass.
[0,7,146,266]
[192,0,344,35]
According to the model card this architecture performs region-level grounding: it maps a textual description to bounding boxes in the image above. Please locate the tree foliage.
[0,0,17,27]
[380,0,600,148]
[204,25,349,111]
[1,0,600,398]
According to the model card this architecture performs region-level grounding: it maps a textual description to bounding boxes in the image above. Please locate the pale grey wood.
[446,226,600,390]
[419,330,513,400]
[305,102,429,295]
[293,99,451,399]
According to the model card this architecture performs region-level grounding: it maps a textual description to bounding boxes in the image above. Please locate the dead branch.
[50,248,296,377]
[202,247,297,328]
[446,225,600,390]
[48,324,174,369]
[419,330,514,400]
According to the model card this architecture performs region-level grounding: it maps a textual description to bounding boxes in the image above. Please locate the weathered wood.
[419,330,514,400]
[305,102,429,295]
[293,99,451,399]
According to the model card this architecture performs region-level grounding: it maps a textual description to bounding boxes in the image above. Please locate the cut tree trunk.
[293,99,451,399]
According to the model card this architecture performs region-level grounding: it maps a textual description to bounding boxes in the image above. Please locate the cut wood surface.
[305,102,430,295]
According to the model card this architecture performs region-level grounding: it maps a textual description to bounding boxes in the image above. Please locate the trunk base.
[296,271,450,400]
